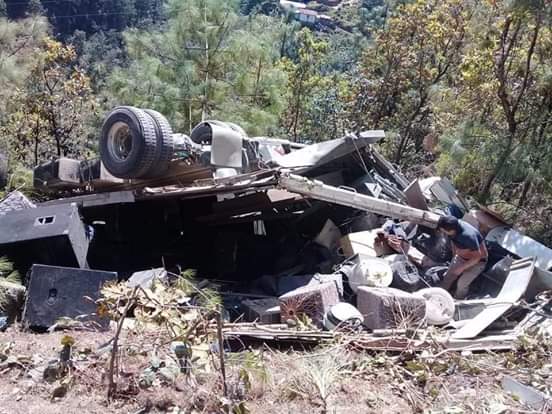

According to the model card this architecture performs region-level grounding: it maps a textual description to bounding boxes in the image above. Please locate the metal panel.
[452,257,535,339]
[0,191,36,216]
[23,264,116,329]
[33,157,82,189]
[40,190,135,209]
[0,203,90,268]
[210,123,243,168]
[487,226,552,271]
[276,132,384,169]
[404,179,429,210]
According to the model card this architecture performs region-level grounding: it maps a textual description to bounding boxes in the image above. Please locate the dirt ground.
[0,324,549,414]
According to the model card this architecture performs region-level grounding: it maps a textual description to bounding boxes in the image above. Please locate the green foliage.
[351,0,467,164]
[2,37,98,166]
[444,1,552,202]
[0,16,49,115]
[351,0,552,242]
[239,0,273,15]
[0,257,13,274]
[281,28,333,141]
[359,0,389,34]
[4,0,165,38]
[107,0,289,136]
[4,165,33,193]
[69,30,125,92]
[0,256,21,285]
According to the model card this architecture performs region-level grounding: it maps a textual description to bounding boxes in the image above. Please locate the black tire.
[390,259,421,292]
[143,109,175,176]
[100,106,158,179]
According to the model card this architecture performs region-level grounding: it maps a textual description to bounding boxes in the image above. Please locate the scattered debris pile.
[0,106,551,410]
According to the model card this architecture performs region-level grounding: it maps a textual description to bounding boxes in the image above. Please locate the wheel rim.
[107,122,133,161]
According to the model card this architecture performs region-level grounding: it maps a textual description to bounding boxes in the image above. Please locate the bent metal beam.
[278,173,441,229]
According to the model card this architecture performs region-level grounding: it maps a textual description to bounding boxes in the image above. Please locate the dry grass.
[0,322,549,413]
[282,347,351,413]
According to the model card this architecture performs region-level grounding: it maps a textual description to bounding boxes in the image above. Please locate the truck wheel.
[100,106,158,179]
[143,109,175,176]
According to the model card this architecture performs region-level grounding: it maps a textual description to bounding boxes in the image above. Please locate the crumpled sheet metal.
[452,257,536,339]
[487,226,552,271]
[501,376,551,411]
[209,123,244,168]
[276,132,384,169]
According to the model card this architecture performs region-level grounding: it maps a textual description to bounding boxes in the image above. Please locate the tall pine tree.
[107,0,290,135]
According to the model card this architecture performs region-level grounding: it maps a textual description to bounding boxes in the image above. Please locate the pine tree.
[107,0,289,135]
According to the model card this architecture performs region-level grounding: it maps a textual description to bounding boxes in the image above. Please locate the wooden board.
[34,157,213,194]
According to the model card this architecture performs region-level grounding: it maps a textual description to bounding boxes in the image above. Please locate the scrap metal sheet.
[276,132,384,169]
[487,226,552,271]
[452,257,535,339]
[210,123,243,168]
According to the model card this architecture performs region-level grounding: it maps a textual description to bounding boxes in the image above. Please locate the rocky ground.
[0,322,550,414]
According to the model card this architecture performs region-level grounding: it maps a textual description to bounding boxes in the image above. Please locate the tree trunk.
[480,137,513,202]
[516,178,531,211]
[394,94,426,164]
[34,118,40,166]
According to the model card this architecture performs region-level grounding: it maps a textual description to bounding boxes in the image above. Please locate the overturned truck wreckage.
[0,105,551,350]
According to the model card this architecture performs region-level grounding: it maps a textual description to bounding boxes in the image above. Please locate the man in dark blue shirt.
[437,215,488,298]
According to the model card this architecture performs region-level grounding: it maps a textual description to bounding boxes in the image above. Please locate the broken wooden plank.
[218,324,517,352]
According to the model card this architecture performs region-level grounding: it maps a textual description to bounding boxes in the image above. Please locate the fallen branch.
[216,308,228,397]
[107,286,138,402]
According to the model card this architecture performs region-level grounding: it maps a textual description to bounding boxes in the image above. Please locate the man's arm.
[455,244,486,274]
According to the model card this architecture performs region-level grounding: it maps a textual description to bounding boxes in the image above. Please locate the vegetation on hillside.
[0,0,551,243]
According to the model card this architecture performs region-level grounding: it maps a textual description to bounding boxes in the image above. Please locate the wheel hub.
[108,122,133,161]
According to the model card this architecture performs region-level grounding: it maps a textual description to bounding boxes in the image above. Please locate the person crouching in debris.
[437,215,488,299]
